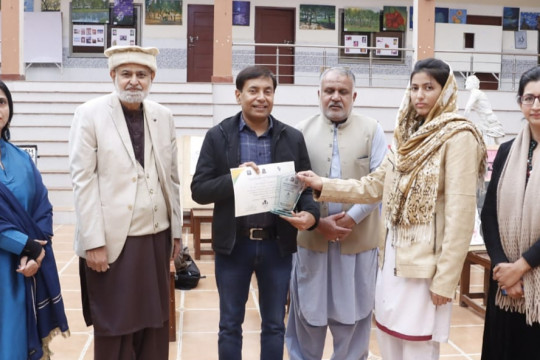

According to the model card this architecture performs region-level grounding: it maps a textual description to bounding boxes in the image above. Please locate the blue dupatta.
[0,163,69,359]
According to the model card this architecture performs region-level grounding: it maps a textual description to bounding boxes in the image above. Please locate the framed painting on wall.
[435,8,449,23]
[24,0,33,12]
[299,4,335,30]
[503,7,520,31]
[383,6,407,32]
[449,9,467,24]
[72,0,109,23]
[233,1,250,26]
[41,0,61,11]
[344,7,380,32]
[113,0,134,25]
[145,0,182,25]
[520,12,540,31]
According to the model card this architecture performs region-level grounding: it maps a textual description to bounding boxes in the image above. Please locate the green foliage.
[41,0,61,11]
[344,8,380,32]
[299,5,335,30]
[72,0,108,10]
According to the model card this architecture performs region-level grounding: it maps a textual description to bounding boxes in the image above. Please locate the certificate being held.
[230,161,304,217]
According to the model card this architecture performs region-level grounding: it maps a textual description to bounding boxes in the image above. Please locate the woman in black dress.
[481,65,540,359]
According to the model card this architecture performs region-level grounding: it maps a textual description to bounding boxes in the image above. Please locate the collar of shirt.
[238,113,274,136]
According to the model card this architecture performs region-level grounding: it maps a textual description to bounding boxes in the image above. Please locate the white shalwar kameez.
[374,230,452,360]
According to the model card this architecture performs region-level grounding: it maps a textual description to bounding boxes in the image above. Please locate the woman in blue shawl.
[0,80,69,359]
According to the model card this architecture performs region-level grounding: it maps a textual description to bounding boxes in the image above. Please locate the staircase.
[7,81,214,224]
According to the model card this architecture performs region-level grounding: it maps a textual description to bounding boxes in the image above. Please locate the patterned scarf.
[496,125,540,325]
[387,68,487,247]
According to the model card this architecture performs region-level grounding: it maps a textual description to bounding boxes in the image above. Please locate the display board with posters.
[70,3,141,56]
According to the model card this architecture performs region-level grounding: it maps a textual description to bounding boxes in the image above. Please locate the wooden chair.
[190,208,214,259]
[459,249,491,316]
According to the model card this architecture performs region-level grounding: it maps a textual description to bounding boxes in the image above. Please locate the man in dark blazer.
[191,65,320,360]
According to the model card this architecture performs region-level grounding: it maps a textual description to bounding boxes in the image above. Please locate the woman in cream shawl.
[481,66,540,360]
[297,58,486,360]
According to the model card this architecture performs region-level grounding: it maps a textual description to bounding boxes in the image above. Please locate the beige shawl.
[496,125,540,325]
[387,68,487,246]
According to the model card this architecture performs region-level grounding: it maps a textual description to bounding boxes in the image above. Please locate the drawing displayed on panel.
[145,0,182,25]
[72,0,109,23]
[383,6,407,31]
[299,4,335,30]
[232,1,250,26]
[344,35,368,54]
[344,8,380,32]
[503,7,520,31]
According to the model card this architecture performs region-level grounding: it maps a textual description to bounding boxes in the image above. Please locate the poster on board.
[375,36,399,56]
[344,35,368,54]
[111,28,136,46]
[72,25,105,47]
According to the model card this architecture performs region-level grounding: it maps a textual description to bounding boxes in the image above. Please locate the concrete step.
[47,188,74,208]
[36,155,69,172]
[11,126,70,142]
[13,91,213,106]
[8,81,213,94]
[15,102,214,118]
[42,171,72,188]
[11,140,68,156]
[14,113,74,127]
[52,207,76,225]
[174,115,214,129]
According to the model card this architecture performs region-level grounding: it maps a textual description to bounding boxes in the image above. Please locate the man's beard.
[115,80,150,104]
[117,89,147,104]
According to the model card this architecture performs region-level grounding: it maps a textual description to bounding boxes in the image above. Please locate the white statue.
[464,75,505,145]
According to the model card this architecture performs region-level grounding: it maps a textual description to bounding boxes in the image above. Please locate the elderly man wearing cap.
[69,45,182,359]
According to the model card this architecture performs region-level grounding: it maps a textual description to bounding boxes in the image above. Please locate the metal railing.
[232,42,415,87]
[434,49,540,91]
[232,42,540,90]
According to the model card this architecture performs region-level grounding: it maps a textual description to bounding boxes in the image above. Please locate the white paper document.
[231,161,304,217]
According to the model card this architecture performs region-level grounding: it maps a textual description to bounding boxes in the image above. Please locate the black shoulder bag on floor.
[174,247,204,290]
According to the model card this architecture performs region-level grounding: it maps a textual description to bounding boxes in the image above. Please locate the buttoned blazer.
[69,93,182,263]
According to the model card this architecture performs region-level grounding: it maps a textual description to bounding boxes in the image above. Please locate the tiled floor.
[48,224,487,359]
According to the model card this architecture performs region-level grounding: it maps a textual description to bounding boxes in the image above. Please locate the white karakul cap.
[104,45,159,73]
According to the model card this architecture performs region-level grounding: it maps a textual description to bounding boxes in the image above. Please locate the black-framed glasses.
[518,94,540,106]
